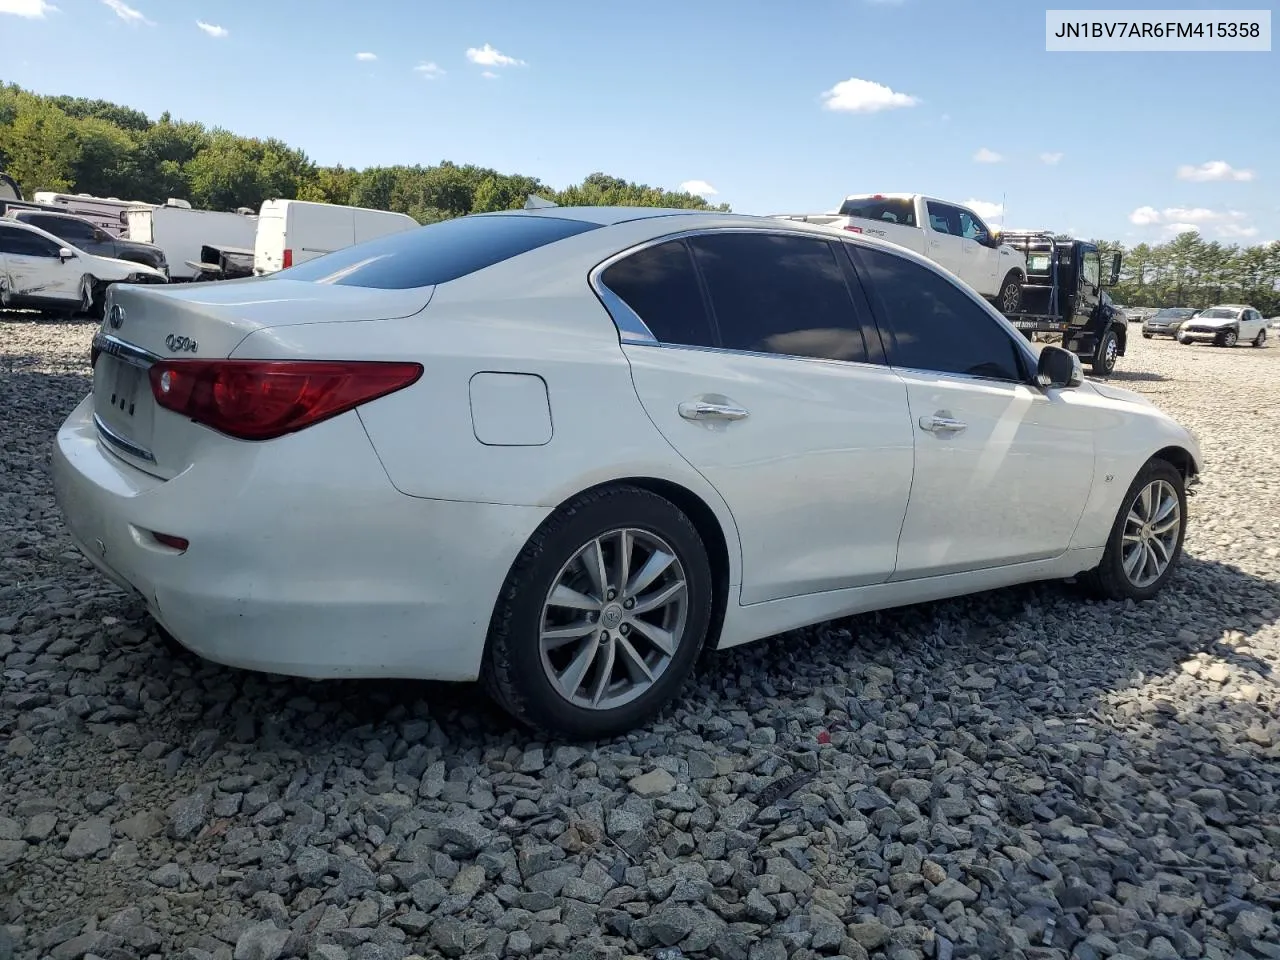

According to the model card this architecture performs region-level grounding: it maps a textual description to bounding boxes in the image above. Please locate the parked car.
[1176,304,1269,347]
[0,217,166,317]
[8,209,169,276]
[52,206,1202,740]
[771,193,1029,313]
[1142,306,1199,339]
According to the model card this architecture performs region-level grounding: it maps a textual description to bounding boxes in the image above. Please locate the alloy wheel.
[1121,479,1181,588]
[538,527,688,710]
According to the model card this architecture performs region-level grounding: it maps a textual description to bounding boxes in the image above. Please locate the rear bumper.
[51,394,550,681]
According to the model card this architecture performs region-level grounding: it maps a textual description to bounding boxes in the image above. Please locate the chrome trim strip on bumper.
[93,412,157,463]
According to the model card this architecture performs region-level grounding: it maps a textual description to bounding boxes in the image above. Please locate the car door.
[956,206,1000,295]
[923,201,966,280]
[1241,309,1263,340]
[600,229,916,605]
[846,242,1097,579]
[0,224,78,304]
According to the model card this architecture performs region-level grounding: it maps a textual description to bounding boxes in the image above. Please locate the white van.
[253,199,419,275]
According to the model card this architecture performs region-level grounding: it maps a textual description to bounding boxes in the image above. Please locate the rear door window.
[278,214,602,289]
[688,232,872,364]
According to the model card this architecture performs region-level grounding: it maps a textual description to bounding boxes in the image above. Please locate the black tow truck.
[995,231,1127,375]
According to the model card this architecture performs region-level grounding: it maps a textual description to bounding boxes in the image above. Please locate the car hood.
[88,252,164,277]
[1147,315,1189,324]
[1189,315,1237,327]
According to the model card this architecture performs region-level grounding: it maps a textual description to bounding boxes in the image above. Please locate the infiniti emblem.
[108,304,125,329]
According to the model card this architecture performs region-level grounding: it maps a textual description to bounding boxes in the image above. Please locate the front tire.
[1090,328,1119,376]
[77,275,94,316]
[1082,459,1187,602]
[1219,327,1238,348]
[482,485,714,741]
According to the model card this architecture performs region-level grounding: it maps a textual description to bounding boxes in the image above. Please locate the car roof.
[471,206,734,226]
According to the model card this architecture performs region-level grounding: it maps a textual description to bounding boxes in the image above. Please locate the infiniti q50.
[52,206,1202,740]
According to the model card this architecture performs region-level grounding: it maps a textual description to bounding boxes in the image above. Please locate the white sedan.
[0,217,167,316]
[52,206,1202,740]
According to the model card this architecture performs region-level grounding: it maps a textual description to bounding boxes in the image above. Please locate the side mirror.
[1107,252,1121,286]
[1037,344,1083,389]
[58,247,74,261]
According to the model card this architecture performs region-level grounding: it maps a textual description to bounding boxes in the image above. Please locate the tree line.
[1096,233,1280,317]
[0,82,730,223]
[2,82,1276,314]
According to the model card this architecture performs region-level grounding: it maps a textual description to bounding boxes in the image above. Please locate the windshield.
[1198,307,1239,319]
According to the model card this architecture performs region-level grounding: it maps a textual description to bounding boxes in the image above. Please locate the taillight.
[282,248,293,269]
[148,359,423,441]
[844,225,863,233]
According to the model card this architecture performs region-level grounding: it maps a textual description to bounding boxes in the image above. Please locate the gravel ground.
[2,316,1278,960]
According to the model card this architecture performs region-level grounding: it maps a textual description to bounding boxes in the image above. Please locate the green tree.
[0,94,81,195]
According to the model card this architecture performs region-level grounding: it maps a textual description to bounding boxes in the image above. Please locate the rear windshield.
[837,197,917,227]
[276,213,602,289]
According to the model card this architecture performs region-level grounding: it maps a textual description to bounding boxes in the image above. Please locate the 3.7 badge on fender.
[165,333,198,353]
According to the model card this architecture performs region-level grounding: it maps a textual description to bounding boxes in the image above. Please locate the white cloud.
[196,20,226,37]
[465,43,525,67]
[973,147,1003,163]
[961,198,1003,222]
[102,0,151,24]
[1165,222,1199,235]
[481,70,499,80]
[1129,206,1163,225]
[413,62,445,79]
[820,77,919,113]
[1216,223,1259,239]
[1040,152,1063,165]
[0,0,58,17]
[679,180,718,197]
[355,51,377,61]
[1176,160,1255,182]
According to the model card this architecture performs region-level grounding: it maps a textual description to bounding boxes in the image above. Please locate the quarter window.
[687,232,871,363]
[599,240,716,347]
[850,245,1026,382]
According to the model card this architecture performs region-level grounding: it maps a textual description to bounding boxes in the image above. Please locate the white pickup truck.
[774,193,1028,313]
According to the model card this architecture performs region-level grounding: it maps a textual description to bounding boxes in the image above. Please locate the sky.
[1,0,1276,245]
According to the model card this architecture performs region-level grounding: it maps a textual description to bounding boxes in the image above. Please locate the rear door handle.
[679,400,750,422]
[919,413,967,434]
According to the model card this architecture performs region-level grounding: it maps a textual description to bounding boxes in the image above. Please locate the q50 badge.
[165,333,198,353]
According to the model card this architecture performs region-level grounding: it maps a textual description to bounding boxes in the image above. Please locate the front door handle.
[919,413,967,434]
[679,400,750,422]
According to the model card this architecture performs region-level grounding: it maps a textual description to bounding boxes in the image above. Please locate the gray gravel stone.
[61,817,111,859]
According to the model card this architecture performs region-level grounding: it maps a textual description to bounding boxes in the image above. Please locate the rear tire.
[481,485,714,741]
[1090,328,1119,376]
[1142,333,1153,339]
[1081,459,1187,603]
[996,272,1023,314]
[1254,329,1267,348]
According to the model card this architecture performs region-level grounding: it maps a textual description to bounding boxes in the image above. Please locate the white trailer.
[125,202,259,281]
[31,191,160,237]
[253,199,419,275]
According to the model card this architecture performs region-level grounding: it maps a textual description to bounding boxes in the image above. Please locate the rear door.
[847,242,1096,578]
[606,228,916,604]
[253,204,287,273]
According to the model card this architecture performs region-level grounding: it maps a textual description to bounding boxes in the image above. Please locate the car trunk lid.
[91,277,433,478]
